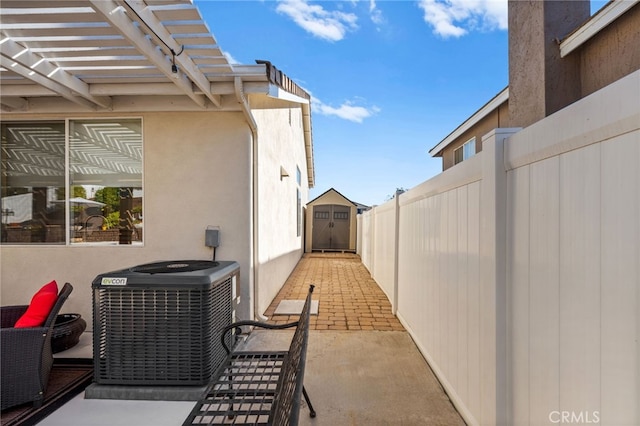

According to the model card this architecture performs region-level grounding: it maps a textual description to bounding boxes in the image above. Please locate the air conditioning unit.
[92,260,239,386]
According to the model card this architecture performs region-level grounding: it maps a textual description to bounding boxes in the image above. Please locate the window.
[334,212,349,220]
[454,137,476,165]
[296,166,302,237]
[297,189,302,237]
[1,119,143,245]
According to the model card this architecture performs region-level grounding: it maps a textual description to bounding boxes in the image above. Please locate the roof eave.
[429,87,509,157]
[560,0,638,58]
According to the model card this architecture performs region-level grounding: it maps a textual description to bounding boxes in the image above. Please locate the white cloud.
[222,50,239,65]
[312,97,380,123]
[276,0,358,42]
[417,0,507,38]
[369,0,384,27]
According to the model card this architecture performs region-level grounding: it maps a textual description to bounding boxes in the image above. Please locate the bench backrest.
[270,284,314,425]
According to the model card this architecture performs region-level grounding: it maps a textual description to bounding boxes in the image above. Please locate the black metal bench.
[183,285,316,426]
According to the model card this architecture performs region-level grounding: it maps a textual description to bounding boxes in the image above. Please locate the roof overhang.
[429,87,509,157]
[560,0,638,57]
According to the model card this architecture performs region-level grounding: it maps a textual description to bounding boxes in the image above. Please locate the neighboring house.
[0,1,314,326]
[429,88,509,170]
[305,188,360,253]
[354,202,372,215]
[430,0,640,170]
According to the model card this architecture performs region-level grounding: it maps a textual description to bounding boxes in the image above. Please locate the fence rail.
[358,70,640,426]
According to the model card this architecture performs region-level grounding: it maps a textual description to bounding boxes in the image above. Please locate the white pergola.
[0,0,314,185]
[0,0,310,110]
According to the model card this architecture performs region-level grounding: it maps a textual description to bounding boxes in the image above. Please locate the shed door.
[330,205,350,249]
[312,204,350,250]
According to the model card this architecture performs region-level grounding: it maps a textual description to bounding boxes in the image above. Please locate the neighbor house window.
[1,119,143,245]
[454,137,476,165]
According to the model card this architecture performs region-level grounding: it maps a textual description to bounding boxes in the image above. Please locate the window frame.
[1,117,144,246]
[453,137,476,165]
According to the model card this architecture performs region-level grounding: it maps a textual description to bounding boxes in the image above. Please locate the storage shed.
[305,188,358,253]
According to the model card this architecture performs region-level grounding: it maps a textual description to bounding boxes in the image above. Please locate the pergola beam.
[88,0,206,108]
[121,0,222,108]
[0,55,99,110]
[0,35,112,109]
[0,85,57,97]
[89,82,184,96]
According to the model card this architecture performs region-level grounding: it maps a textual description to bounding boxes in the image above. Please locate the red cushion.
[14,280,59,328]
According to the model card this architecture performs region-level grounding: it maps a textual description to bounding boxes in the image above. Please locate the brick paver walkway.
[264,253,405,331]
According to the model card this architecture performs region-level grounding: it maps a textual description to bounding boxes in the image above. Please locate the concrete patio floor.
[39,253,465,425]
[243,329,466,426]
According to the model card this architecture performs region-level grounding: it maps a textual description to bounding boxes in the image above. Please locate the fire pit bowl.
[52,313,87,353]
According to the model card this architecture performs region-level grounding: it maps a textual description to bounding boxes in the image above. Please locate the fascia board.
[561,0,638,58]
[428,87,509,157]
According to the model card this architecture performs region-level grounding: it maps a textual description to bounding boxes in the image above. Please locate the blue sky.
[195,0,608,206]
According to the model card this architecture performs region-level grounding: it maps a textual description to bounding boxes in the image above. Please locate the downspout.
[301,102,314,187]
[234,77,268,321]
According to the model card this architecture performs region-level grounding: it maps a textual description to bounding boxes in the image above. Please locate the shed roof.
[308,188,358,207]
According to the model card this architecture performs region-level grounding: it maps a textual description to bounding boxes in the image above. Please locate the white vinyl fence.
[358,70,640,426]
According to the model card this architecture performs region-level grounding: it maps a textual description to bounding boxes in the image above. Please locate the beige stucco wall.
[0,111,253,329]
[508,0,588,128]
[578,4,640,98]
[251,96,310,316]
[305,190,357,253]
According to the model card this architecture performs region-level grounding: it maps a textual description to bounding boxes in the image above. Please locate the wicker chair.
[1,282,73,410]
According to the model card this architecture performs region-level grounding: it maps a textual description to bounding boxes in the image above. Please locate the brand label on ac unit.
[101,277,127,286]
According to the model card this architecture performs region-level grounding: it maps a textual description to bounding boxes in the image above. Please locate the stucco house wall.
[0,2,314,334]
[251,97,310,317]
[0,111,254,328]
[578,4,640,97]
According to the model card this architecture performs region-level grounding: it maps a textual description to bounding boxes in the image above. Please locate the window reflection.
[1,122,65,243]
[1,119,143,245]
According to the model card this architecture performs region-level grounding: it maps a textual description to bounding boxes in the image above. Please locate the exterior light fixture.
[280,166,290,180]
[170,46,184,74]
